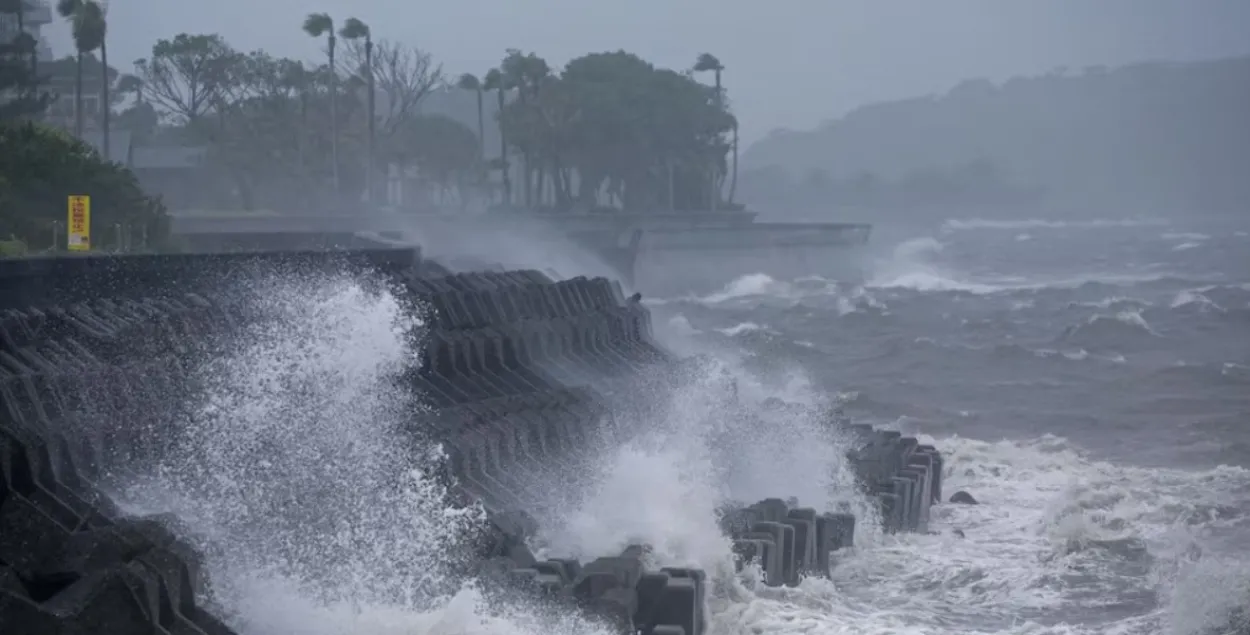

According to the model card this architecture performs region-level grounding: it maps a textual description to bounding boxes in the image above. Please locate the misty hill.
[741,56,1250,216]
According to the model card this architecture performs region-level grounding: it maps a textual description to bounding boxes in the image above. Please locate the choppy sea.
[114,215,1250,635]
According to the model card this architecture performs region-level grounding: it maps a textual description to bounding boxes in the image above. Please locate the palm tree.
[56,0,104,139]
[338,17,372,204]
[456,73,485,162]
[91,1,109,158]
[694,53,723,100]
[483,67,510,205]
[302,12,339,194]
[694,52,731,210]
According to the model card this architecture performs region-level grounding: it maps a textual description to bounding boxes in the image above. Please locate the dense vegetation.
[1,0,167,253]
[0,0,49,121]
[740,57,1250,215]
[0,122,168,252]
[1,3,744,253]
[35,14,739,213]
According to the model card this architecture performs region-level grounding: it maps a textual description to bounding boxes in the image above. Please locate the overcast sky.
[45,0,1250,143]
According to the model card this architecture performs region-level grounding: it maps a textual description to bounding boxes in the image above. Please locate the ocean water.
[109,215,1250,635]
[647,215,1250,634]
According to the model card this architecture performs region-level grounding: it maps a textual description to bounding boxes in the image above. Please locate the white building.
[0,0,54,61]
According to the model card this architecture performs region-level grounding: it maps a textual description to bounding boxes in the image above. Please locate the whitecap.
[942,217,1169,231]
[716,321,769,336]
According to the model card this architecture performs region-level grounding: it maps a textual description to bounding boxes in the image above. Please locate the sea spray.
[107,272,537,634]
[530,335,884,632]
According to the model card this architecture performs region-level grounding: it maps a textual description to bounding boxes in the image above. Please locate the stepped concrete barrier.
[0,248,943,634]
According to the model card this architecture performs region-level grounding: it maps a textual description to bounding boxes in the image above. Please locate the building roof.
[78,129,208,170]
[23,1,53,26]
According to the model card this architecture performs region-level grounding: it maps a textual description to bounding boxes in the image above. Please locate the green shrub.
[0,121,169,251]
[0,235,27,256]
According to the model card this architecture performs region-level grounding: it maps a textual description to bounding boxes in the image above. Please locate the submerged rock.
[949,491,979,505]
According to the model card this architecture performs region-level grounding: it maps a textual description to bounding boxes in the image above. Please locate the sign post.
[67,195,90,251]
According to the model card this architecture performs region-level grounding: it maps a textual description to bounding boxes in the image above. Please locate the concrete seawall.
[0,248,941,634]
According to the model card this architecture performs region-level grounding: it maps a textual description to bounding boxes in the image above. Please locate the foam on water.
[715,321,770,336]
[943,218,1170,231]
[630,224,1250,633]
[868,237,1000,294]
[861,234,1222,295]
[686,431,1247,635]
[702,272,794,303]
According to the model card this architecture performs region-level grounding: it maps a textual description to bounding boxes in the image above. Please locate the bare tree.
[341,38,443,137]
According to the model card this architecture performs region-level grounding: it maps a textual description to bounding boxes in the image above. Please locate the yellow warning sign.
[67,195,90,251]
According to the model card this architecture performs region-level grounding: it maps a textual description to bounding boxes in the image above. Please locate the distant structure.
[42,60,98,132]
[0,0,54,61]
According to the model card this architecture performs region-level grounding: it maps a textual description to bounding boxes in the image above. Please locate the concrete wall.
[0,247,420,310]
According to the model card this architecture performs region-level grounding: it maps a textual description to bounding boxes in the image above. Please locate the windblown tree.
[132,34,327,209]
[341,38,442,139]
[109,30,736,215]
[216,50,378,211]
[455,73,485,161]
[132,33,238,125]
[95,0,109,154]
[482,67,510,204]
[694,52,737,206]
[400,113,482,208]
[338,17,373,203]
[301,12,340,193]
[113,73,158,141]
[498,49,549,207]
[494,49,735,212]
[55,0,105,138]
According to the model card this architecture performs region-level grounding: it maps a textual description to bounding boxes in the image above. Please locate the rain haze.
[48,0,1250,143]
[4,1,1250,635]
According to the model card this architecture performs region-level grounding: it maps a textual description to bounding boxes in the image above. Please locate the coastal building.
[0,0,54,61]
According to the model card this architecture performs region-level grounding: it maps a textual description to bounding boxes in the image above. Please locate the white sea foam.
[867,237,1000,294]
[716,321,770,336]
[943,218,1169,231]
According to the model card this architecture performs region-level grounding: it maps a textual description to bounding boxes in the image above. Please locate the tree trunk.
[728,122,739,204]
[365,38,375,205]
[522,155,532,208]
[16,6,33,105]
[497,89,510,205]
[328,35,339,196]
[298,89,307,175]
[475,89,484,159]
[74,51,83,137]
[712,68,723,212]
[667,160,675,212]
[101,38,110,160]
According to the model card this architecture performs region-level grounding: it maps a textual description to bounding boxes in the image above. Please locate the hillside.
[740,56,1250,216]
